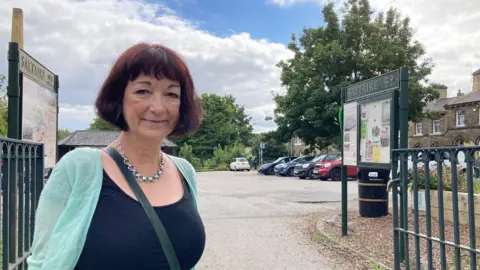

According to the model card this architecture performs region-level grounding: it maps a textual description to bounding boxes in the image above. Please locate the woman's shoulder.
[54,147,102,180]
[168,155,196,176]
[58,147,102,167]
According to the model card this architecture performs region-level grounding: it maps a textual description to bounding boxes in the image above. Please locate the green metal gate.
[391,145,480,269]
[1,138,44,270]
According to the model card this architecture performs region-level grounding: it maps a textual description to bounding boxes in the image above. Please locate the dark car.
[274,155,316,176]
[258,156,297,175]
[293,152,341,179]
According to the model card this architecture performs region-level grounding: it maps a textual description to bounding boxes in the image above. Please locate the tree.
[250,130,289,162]
[88,117,120,131]
[273,0,438,150]
[58,128,71,140]
[171,93,253,159]
[0,74,7,137]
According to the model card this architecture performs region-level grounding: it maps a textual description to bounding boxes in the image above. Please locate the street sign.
[260,142,265,149]
[345,69,400,102]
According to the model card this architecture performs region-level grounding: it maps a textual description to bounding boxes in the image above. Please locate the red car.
[312,156,357,181]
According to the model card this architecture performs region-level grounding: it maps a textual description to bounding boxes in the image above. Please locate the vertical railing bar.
[2,143,10,270]
[412,153,421,270]
[8,144,18,264]
[401,152,410,270]
[451,150,461,269]
[392,152,401,270]
[436,154,447,270]
[24,149,31,250]
[465,149,476,270]
[31,147,37,234]
[17,146,25,270]
[424,151,433,270]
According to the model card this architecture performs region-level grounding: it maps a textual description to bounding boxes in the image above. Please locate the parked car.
[274,155,316,176]
[258,156,297,175]
[313,156,358,181]
[389,151,480,180]
[230,157,251,171]
[294,152,341,179]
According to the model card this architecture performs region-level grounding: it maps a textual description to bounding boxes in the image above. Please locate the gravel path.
[195,171,358,269]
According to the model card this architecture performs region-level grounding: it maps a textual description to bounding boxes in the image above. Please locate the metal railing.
[1,138,44,270]
[392,145,480,270]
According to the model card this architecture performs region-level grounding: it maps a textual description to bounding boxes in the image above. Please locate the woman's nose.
[149,94,167,114]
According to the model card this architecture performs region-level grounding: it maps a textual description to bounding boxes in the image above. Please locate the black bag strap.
[104,146,181,270]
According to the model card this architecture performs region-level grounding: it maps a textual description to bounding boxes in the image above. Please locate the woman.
[27,43,206,270]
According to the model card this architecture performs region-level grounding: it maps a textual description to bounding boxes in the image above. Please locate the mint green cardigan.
[27,147,199,270]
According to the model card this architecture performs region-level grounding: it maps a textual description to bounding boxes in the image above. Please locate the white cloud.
[266,0,340,7]
[368,0,480,97]
[3,0,478,138]
[268,0,480,98]
[0,0,293,133]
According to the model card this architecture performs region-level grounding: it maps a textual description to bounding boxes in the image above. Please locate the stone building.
[408,68,480,148]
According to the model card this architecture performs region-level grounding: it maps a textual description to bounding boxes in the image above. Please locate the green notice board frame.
[343,68,405,170]
[7,42,60,168]
[340,67,408,236]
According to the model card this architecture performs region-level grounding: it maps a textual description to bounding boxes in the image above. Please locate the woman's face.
[122,74,181,139]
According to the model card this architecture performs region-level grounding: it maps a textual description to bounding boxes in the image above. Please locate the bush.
[179,142,249,171]
[408,166,480,194]
[179,143,195,163]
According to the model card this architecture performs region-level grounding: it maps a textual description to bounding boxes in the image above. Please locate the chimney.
[473,68,480,92]
[432,83,448,99]
[457,89,464,97]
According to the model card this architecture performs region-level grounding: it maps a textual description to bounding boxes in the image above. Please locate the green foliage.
[250,130,289,161]
[408,167,480,194]
[58,128,71,140]
[179,142,250,172]
[0,97,7,137]
[179,143,195,162]
[171,93,253,159]
[0,74,7,137]
[273,0,437,150]
[88,117,120,131]
[422,109,446,120]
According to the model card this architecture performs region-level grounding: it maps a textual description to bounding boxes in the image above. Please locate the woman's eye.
[167,92,180,98]
[135,89,150,95]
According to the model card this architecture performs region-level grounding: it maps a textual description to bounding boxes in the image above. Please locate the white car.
[230,157,251,171]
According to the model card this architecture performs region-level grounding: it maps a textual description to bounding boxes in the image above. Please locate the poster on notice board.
[359,98,391,164]
[21,76,58,168]
[343,102,358,166]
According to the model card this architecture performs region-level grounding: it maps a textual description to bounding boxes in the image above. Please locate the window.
[416,122,422,135]
[432,120,440,134]
[456,110,465,127]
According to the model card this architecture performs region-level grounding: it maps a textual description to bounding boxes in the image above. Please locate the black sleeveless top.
[74,170,206,270]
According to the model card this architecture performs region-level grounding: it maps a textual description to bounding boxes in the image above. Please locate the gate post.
[7,42,21,140]
[398,67,409,264]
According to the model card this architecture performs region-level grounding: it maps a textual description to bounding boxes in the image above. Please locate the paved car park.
[195,170,359,269]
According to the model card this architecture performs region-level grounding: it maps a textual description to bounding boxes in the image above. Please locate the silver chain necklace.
[115,139,165,183]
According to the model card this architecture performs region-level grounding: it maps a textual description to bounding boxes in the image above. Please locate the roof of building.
[425,97,457,111]
[425,90,480,111]
[473,68,480,76]
[444,90,480,107]
[58,130,178,147]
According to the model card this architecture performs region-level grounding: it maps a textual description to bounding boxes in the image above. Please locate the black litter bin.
[358,169,389,217]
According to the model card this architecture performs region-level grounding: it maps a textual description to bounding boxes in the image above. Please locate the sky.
[0,0,479,134]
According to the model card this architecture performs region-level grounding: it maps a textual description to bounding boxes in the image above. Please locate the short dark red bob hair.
[95,43,203,137]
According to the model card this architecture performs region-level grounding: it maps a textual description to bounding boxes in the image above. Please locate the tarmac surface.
[195,170,359,269]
